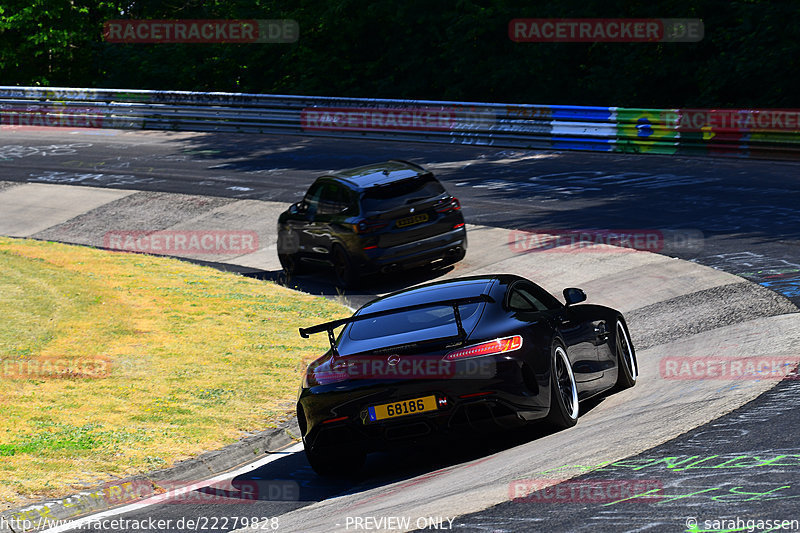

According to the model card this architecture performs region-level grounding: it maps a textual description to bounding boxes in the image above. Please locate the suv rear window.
[360,173,446,214]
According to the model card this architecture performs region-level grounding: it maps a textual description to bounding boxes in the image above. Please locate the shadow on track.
[226,396,608,509]
[186,257,459,309]
[230,425,558,506]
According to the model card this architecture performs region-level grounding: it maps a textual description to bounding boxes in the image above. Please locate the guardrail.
[2,86,799,160]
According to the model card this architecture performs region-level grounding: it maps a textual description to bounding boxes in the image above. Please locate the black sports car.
[296,274,637,476]
[277,160,466,288]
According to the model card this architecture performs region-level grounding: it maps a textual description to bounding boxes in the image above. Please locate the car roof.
[356,274,524,314]
[322,160,430,191]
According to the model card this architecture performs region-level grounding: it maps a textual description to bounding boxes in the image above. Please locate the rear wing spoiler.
[299,294,494,357]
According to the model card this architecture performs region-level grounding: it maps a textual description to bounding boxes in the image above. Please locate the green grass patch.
[0,236,348,505]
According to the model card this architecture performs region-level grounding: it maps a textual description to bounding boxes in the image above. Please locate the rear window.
[360,174,446,214]
[347,302,480,340]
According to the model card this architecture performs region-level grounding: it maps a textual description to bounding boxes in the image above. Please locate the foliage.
[1,1,798,112]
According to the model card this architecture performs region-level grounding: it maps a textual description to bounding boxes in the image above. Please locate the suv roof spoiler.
[388,159,426,172]
[299,294,494,357]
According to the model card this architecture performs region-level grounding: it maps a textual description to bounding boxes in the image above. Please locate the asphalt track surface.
[1,129,799,306]
[1,127,799,533]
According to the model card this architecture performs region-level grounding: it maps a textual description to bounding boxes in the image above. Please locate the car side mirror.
[292,201,307,215]
[563,287,587,306]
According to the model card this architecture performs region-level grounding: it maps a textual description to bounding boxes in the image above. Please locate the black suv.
[277,160,467,287]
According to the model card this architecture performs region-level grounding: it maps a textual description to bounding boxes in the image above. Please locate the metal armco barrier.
[2,86,799,160]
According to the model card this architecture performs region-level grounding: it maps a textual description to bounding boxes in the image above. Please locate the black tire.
[332,246,358,289]
[613,318,638,391]
[277,230,303,276]
[303,440,365,477]
[545,341,579,429]
[278,253,303,276]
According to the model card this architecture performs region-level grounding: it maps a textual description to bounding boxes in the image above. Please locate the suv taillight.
[436,197,461,213]
[354,220,389,234]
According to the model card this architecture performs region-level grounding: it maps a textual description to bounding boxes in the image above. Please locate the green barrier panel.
[614,108,679,155]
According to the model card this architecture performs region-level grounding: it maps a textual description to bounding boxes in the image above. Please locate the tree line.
[1,0,798,108]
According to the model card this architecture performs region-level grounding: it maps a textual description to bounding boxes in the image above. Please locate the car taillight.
[302,359,351,387]
[322,416,348,424]
[459,391,494,399]
[303,369,349,387]
[354,220,389,234]
[443,335,523,361]
[436,197,461,213]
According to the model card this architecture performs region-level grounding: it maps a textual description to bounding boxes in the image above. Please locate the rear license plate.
[367,395,437,422]
[396,213,429,228]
